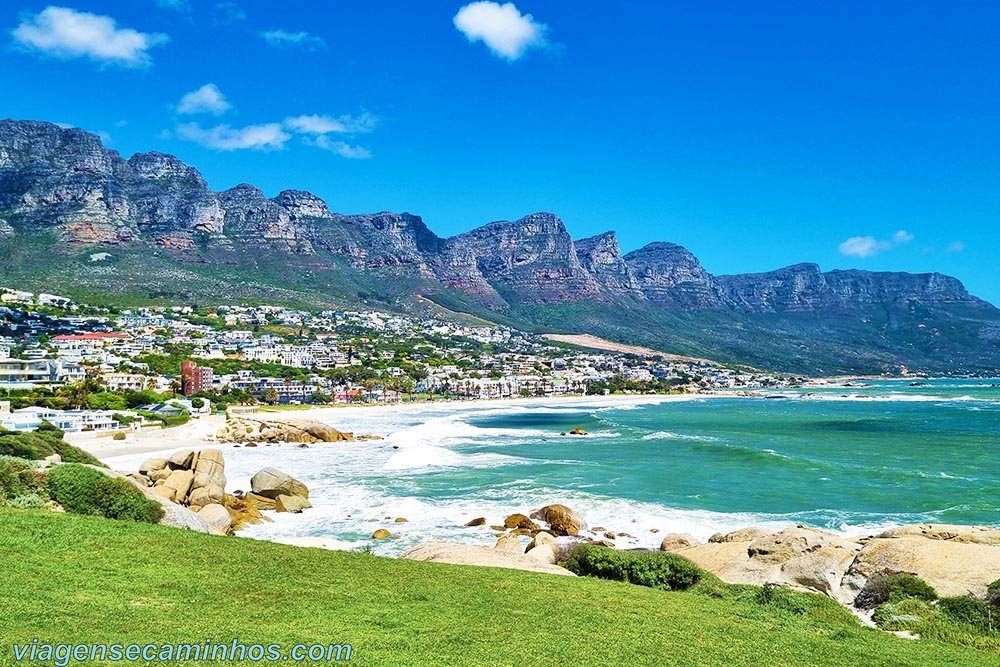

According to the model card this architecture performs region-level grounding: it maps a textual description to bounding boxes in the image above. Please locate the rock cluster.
[660,523,1000,604]
[216,418,354,444]
[248,467,312,514]
[130,450,311,534]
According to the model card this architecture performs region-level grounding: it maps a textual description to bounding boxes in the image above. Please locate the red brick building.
[180,360,214,396]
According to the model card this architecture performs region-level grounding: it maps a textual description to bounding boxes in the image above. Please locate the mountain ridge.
[2,118,998,375]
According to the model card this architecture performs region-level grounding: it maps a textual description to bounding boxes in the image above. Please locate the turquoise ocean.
[109,380,1000,554]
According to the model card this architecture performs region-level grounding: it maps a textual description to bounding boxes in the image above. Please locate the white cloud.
[176,122,290,151]
[259,29,326,51]
[156,0,190,11]
[12,6,169,68]
[305,135,373,159]
[176,83,232,116]
[945,241,966,253]
[212,2,246,24]
[284,113,377,135]
[838,229,915,258]
[453,1,548,61]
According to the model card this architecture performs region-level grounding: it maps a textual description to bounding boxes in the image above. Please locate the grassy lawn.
[0,509,996,667]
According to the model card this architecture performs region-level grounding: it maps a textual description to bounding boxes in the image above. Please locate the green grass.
[0,510,996,666]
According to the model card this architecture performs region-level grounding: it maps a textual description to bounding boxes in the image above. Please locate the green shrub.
[855,572,938,610]
[47,464,163,523]
[0,426,103,466]
[0,456,47,502]
[7,493,48,509]
[872,597,936,630]
[563,545,704,591]
[939,596,999,634]
[112,432,126,441]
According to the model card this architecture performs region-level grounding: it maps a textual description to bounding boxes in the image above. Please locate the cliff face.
[2,119,998,374]
[575,231,642,295]
[624,242,720,309]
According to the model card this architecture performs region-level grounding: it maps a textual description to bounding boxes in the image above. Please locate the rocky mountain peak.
[623,241,719,308]
[575,231,642,294]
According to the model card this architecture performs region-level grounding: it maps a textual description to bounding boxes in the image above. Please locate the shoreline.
[76,391,715,462]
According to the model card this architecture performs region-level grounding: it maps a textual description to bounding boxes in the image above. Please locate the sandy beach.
[72,393,711,462]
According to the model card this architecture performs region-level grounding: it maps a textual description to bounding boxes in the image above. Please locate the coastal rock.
[530,504,584,537]
[569,428,588,436]
[243,493,277,511]
[218,418,353,444]
[678,526,859,598]
[400,541,576,576]
[841,537,1000,601]
[464,517,486,527]
[159,470,194,500]
[504,513,539,531]
[222,493,270,531]
[192,449,226,484]
[394,517,408,523]
[138,458,169,475]
[275,494,312,513]
[660,533,701,552]
[197,503,233,534]
[495,534,524,554]
[528,531,558,552]
[708,527,774,543]
[250,467,309,499]
[148,468,172,483]
[526,543,557,564]
[875,524,1000,546]
[187,483,225,509]
[372,529,391,540]
[168,449,194,468]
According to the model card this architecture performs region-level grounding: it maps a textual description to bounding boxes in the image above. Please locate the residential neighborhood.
[0,286,801,433]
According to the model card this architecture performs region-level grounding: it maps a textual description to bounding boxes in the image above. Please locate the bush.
[563,545,704,591]
[112,432,126,441]
[7,493,48,509]
[855,572,938,610]
[0,426,104,466]
[0,456,47,503]
[47,464,163,523]
[939,596,999,634]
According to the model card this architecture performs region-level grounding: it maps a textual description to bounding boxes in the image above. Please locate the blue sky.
[2,1,998,304]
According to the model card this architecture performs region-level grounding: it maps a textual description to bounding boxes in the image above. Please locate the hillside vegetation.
[1,509,996,667]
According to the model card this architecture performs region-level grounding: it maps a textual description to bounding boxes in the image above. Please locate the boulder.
[395,517,408,523]
[709,527,774,543]
[192,449,226,486]
[372,529,391,540]
[464,517,486,527]
[504,513,537,530]
[660,533,701,552]
[168,449,194,468]
[250,467,309,499]
[530,504,584,536]
[160,469,194,500]
[526,543,557,564]
[495,533,524,554]
[187,483,225,509]
[400,541,576,576]
[148,485,176,502]
[138,457,169,475]
[149,468,172,483]
[42,453,61,466]
[529,531,558,552]
[126,472,151,488]
[197,503,233,533]
[841,536,1000,601]
[569,428,588,435]
[275,494,312,513]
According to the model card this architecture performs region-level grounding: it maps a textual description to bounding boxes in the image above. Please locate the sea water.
[107,380,1000,555]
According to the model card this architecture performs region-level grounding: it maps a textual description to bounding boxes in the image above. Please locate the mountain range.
[2,119,998,375]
